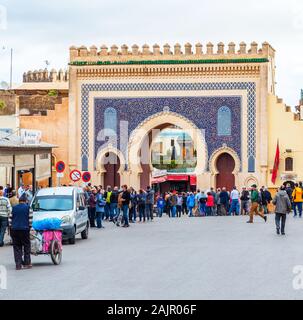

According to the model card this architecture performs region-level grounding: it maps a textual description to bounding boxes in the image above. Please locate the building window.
[217,106,231,136]
[285,157,293,172]
[82,155,88,171]
[248,156,255,173]
[104,107,117,136]
[51,154,56,167]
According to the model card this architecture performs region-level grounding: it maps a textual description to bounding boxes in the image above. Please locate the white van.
[31,187,89,244]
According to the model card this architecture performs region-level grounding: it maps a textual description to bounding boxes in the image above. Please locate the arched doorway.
[216,153,235,191]
[103,152,120,188]
[128,111,208,191]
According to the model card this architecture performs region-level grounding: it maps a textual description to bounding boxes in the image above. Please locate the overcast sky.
[0,0,302,106]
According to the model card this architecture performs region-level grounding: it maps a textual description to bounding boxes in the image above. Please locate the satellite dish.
[0,81,9,89]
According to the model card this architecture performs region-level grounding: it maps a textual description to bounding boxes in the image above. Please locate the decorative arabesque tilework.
[81,82,256,171]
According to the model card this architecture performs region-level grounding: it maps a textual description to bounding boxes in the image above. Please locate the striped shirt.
[0,196,12,218]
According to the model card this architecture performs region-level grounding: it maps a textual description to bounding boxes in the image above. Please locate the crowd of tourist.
[1,181,303,249]
[82,182,303,234]
[81,184,274,227]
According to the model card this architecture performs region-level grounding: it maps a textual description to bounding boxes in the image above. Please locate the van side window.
[80,194,86,207]
[77,193,81,208]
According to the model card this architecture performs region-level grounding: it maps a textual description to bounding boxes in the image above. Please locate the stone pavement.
[1,214,303,300]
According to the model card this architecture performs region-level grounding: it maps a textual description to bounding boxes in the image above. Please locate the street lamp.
[2,46,13,89]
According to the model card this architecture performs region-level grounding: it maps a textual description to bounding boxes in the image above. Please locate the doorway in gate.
[216,153,235,191]
[103,152,120,188]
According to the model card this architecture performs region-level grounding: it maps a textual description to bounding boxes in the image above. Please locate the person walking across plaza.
[8,193,32,270]
[240,187,250,215]
[264,187,273,214]
[247,184,267,224]
[260,187,269,215]
[272,185,291,235]
[292,183,303,218]
[0,187,12,247]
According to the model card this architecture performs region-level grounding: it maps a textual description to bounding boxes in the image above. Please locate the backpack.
[106,191,112,203]
[138,194,146,205]
[199,197,207,204]
[257,192,263,205]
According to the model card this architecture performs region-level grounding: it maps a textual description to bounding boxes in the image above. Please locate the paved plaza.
[1,214,303,300]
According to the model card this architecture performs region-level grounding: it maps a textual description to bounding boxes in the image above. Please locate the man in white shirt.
[229,186,240,216]
[0,186,12,247]
[18,184,25,198]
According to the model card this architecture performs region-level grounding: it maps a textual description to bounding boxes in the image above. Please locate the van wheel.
[81,223,89,239]
[69,227,76,245]
[68,235,76,245]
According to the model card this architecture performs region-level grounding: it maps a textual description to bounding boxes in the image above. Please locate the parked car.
[31,187,89,244]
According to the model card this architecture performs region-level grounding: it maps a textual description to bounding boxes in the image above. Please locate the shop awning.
[190,175,197,186]
[151,174,196,185]
[167,175,189,181]
[151,176,168,184]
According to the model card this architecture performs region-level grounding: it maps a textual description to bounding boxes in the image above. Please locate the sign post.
[82,171,91,183]
[70,169,82,183]
[55,161,65,186]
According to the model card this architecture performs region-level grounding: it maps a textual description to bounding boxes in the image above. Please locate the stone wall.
[20,97,70,186]
[17,90,68,115]
[0,90,17,115]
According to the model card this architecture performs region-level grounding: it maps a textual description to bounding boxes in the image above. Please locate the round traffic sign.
[70,169,82,182]
[56,161,65,173]
[82,171,91,183]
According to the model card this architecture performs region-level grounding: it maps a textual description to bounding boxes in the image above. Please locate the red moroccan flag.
[271,141,280,184]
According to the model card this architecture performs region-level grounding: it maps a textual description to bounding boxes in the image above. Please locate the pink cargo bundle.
[42,230,62,253]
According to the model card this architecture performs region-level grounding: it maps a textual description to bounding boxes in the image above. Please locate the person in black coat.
[219,188,229,215]
[8,194,33,270]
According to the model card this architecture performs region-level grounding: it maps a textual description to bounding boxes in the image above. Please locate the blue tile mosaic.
[81,82,256,172]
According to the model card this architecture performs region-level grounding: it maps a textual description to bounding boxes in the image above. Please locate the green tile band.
[70,58,269,66]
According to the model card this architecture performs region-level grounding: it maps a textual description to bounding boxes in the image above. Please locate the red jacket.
[206,195,215,207]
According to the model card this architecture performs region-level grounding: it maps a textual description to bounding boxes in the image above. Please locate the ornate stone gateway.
[68,42,276,189]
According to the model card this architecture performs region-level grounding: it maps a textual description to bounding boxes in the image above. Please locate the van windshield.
[32,195,73,212]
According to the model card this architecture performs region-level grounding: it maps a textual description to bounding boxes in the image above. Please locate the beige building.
[2,41,303,192]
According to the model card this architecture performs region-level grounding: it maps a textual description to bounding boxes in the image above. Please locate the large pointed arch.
[127,111,208,189]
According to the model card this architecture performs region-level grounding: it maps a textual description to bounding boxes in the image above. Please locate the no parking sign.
[82,171,91,183]
[55,161,65,173]
[70,169,82,182]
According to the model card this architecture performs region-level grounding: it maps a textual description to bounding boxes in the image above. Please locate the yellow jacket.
[292,187,303,202]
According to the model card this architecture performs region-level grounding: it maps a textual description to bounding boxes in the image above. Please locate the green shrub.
[0,100,6,111]
[48,89,58,97]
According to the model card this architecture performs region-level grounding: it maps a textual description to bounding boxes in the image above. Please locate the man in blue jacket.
[8,193,33,270]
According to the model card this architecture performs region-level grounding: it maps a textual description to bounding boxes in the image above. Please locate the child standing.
[157,195,165,218]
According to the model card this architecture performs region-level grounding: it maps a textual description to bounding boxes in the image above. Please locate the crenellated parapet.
[23,68,69,83]
[69,42,275,64]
